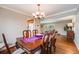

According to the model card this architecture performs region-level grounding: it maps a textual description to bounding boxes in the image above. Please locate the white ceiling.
[0,4,79,17]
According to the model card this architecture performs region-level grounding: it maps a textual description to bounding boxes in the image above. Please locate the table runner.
[22,35,43,42]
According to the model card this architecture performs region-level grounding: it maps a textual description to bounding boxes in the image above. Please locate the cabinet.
[67,30,74,42]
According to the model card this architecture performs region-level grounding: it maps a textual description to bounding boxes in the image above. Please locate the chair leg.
[47,47,48,54]
[49,47,52,54]
[50,47,52,54]
[53,46,56,53]
[41,47,45,54]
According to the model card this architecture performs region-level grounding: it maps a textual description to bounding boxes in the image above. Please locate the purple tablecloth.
[22,35,43,42]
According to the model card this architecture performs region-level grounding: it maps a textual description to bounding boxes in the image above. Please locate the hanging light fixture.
[32,4,45,19]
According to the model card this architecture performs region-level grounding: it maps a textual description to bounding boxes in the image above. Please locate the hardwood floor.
[0,35,79,54]
[55,35,79,54]
[0,46,16,54]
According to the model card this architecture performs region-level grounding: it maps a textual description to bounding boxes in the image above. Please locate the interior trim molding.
[0,6,31,17]
[46,8,77,18]
[74,39,79,50]
[41,15,75,24]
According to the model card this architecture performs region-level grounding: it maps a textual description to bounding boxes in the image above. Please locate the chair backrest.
[2,33,11,54]
[42,33,50,49]
[23,30,31,38]
[43,33,49,42]
[50,31,57,47]
[32,30,38,36]
[28,30,31,37]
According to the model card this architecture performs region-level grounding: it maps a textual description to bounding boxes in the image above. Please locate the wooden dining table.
[16,35,43,54]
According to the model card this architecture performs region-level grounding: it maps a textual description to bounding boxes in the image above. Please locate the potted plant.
[64,25,69,31]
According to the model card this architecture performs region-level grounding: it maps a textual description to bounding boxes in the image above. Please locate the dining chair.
[41,34,50,54]
[27,30,31,37]
[2,33,26,54]
[48,32,57,54]
[50,31,57,53]
[0,42,6,53]
[23,30,31,38]
[32,29,38,36]
[43,30,57,54]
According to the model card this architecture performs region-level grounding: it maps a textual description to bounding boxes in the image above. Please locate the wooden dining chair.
[32,29,38,36]
[23,30,31,38]
[43,30,57,54]
[41,34,50,54]
[27,30,31,37]
[2,33,26,54]
[2,33,11,54]
[50,31,57,53]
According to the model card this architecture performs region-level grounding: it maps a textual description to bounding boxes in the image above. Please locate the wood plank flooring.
[55,34,79,54]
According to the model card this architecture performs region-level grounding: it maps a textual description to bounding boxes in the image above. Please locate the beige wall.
[41,20,72,35]
[0,7,28,43]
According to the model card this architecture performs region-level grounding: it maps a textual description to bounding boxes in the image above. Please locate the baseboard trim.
[74,40,79,50]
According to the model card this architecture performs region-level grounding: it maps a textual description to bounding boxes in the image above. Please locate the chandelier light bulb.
[36,12,40,15]
[41,12,44,15]
[32,13,35,16]
[34,15,37,18]
[39,15,42,18]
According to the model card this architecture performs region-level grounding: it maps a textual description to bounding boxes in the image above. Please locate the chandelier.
[32,4,45,19]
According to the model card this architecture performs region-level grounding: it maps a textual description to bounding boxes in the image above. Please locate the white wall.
[41,20,72,35]
[54,20,72,35]
[0,7,28,43]
[74,8,79,50]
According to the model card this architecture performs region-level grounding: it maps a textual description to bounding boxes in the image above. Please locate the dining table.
[16,34,43,54]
